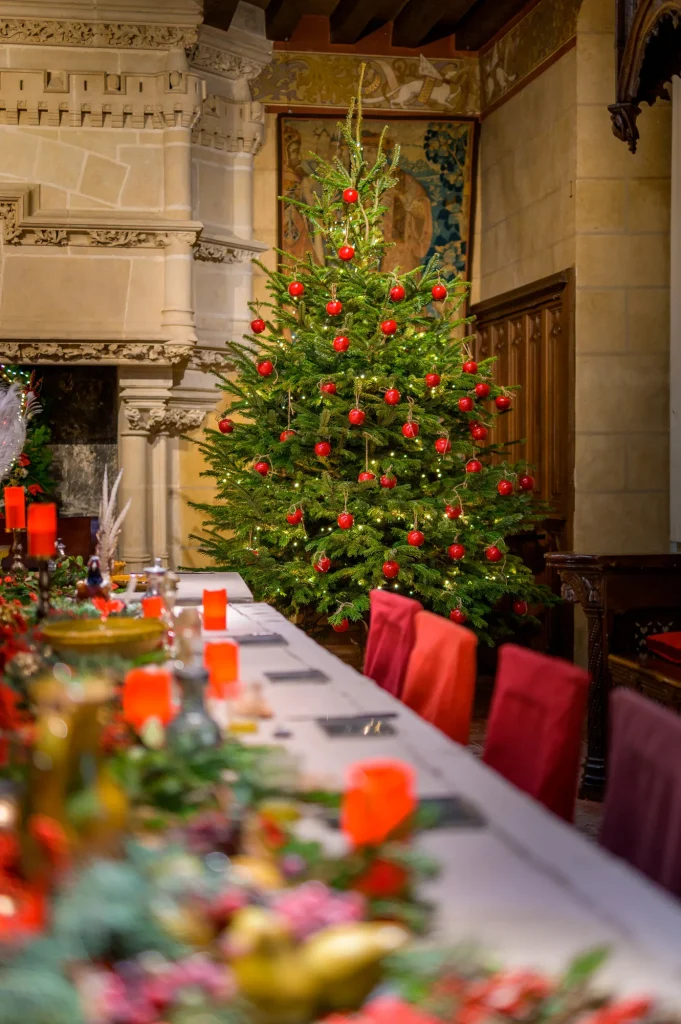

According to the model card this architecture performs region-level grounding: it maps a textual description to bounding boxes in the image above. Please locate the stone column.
[118,409,152,572]
[150,430,170,566]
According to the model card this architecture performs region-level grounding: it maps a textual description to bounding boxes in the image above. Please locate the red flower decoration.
[27,484,43,496]
[92,597,125,618]
[18,454,30,467]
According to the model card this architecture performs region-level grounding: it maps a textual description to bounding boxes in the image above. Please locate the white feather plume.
[0,382,40,484]
[96,467,132,576]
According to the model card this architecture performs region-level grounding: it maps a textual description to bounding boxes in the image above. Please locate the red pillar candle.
[341,760,416,847]
[27,502,56,558]
[205,640,239,698]
[141,596,164,619]
[203,589,227,631]
[4,487,25,530]
[122,666,174,728]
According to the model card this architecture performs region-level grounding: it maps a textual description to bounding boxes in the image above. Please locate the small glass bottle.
[166,635,221,753]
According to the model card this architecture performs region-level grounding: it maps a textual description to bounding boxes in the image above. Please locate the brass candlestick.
[10,530,25,573]
[35,560,51,622]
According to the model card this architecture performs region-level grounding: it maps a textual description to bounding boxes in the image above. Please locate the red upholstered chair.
[483,645,589,821]
[601,688,681,897]
[363,589,422,697]
[401,610,477,744]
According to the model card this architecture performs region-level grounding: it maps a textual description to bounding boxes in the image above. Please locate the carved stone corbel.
[123,404,206,435]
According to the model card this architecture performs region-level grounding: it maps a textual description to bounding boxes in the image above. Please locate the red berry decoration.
[358,471,375,482]
[402,422,419,438]
[496,395,512,411]
[475,383,491,399]
[333,619,350,633]
[343,187,359,203]
[218,418,233,434]
[425,373,441,388]
[333,334,350,352]
[463,359,478,374]
[321,381,337,395]
[380,318,398,336]
[458,397,474,413]
[407,530,425,547]
[380,474,397,489]
[348,408,366,426]
[288,281,304,298]
[513,600,529,616]
[486,545,503,562]
[257,359,274,377]
[519,474,535,491]
[314,555,331,573]
[497,479,513,496]
[326,299,343,316]
[338,244,355,261]
[286,509,303,525]
[448,543,465,560]
[337,512,354,530]
[250,317,266,334]
[383,560,400,579]
[384,388,401,406]
[466,459,482,473]
[254,461,269,476]
[315,441,331,457]
[435,437,452,454]
[450,609,467,624]
[472,426,488,442]
[445,504,462,519]
[431,283,447,301]
[280,429,296,442]
[389,284,406,302]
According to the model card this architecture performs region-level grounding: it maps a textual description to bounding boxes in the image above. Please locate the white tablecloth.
[175,571,253,605]
[201,602,681,999]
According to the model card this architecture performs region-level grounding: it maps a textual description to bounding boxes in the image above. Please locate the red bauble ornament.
[497,479,513,496]
[486,545,503,562]
[348,408,366,426]
[218,418,233,434]
[380,474,397,489]
[431,283,447,301]
[384,388,401,406]
[380,318,398,336]
[338,244,355,261]
[462,359,478,374]
[407,530,425,547]
[519,474,535,491]
[496,395,512,411]
[257,359,274,377]
[472,426,488,441]
[326,299,343,316]
[389,284,406,302]
[475,383,491,399]
[458,397,474,413]
[250,317,266,334]
[448,543,466,560]
[333,618,350,633]
[402,422,419,438]
[286,509,303,525]
[513,600,528,616]
[358,471,376,482]
[337,512,354,530]
[254,461,269,476]
[450,609,467,624]
[343,187,359,203]
[314,555,332,573]
[288,281,304,297]
[333,334,350,352]
[425,373,441,388]
[435,437,452,454]
[279,429,296,442]
[466,459,483,473]
[315,441,331,457]
[321,381,337,395]
[445,504,462,519]
[382,560,400,579]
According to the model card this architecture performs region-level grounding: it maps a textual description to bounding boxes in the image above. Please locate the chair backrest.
[482,644,589,821]
[601,688,681,896]
[401,610,477,744]
[363,589,422,697]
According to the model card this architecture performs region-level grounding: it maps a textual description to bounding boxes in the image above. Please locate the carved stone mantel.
[0,341,193,365]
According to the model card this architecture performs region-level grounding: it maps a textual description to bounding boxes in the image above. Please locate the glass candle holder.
[203,588,227,631]
[122,666,174,729]
[27,502,56,559]
[142,596,164,619]
[204,640,239,699]
[4,487,25,530]
[341,760,416,847]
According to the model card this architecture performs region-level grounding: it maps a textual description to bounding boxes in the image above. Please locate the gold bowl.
[42,617,165,658]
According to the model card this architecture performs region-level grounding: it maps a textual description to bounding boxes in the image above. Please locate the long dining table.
[188,581,681,1002]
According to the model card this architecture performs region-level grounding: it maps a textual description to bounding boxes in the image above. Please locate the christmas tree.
[191,84,552,640]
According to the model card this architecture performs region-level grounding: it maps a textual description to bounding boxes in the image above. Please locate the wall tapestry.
[279,115,476,280]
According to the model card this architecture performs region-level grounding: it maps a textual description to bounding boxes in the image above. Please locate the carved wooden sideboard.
[546,552,681,799]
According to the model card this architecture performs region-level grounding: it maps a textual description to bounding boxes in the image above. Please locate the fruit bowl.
[42,617,165,658]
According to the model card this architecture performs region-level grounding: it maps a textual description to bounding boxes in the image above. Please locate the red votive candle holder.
[205,640,239,699]
[203,589,227,631]
[4,487,25,530]
[122,666,174,728]
[341,760,416,847]
[142,596,164,619]
[27,502,56,559]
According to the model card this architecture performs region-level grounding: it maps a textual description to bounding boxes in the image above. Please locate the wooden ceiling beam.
[454,0,530,50]
[392,0,476,47]
[265,0,306,41]
[330,0,407,44]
